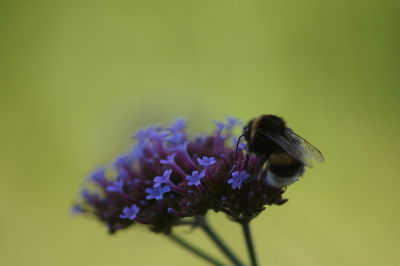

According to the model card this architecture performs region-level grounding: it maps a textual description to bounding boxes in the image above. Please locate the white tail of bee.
[265,170,302,188]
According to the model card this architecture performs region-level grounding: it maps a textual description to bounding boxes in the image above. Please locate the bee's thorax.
[257,115,286,135]
[244,115,288,157]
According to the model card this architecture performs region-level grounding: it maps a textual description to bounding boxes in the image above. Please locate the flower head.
[73,117,289,234]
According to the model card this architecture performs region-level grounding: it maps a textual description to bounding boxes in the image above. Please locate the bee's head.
[243,120,253,142]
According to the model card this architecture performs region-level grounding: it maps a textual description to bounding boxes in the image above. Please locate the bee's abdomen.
[269,163,304,177]
[268,152,304,177]
[265,153,304,188]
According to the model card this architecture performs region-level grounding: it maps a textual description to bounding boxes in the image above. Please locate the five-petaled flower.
[228,171,250,189]
[120,204,140,220]
[196,156,216,167]
[154,169,172,187]
[186,170,206,186]
[145,185,171,200]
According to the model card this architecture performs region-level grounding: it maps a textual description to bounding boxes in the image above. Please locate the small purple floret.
[197,156,216,167]
[226,116,239,128]
[70,205,85,215]
[107,180,124,192]
[169,118,187,132]
[120,204,140,220]
[145,186,171,200]
[89,168,105,182]
[186,170,206,186]
[160,153,177,165]
[172,140,188,153]
[215,122,226,134]
[228,170,250,189]
[166,132,185,145]
[150,130,169,140]
[153,169,172,187]
[135,126,157,140]
[131,141,145,159]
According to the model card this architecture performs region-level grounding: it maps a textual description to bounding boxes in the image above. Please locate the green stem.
[241,221,258,266]
[198,216,244,266]
[168,233,226,266]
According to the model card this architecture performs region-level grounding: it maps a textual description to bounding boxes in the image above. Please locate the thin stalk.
[198,216,244,266]
[241,221,258,266]
[168,233,226,266]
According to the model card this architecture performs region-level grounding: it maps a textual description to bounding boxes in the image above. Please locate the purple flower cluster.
[73,118,287,234]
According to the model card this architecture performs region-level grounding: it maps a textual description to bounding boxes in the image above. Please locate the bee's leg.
[243,153,250,169]
[239,153,251,174]
[256,156,267,179]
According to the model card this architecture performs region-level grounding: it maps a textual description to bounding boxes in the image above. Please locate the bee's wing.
[262,129,325,167]
[285,129,325,167]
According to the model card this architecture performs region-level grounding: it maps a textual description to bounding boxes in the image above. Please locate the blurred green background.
[1,0,399,265]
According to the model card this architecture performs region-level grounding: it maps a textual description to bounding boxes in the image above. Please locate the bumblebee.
[241,114,324,188]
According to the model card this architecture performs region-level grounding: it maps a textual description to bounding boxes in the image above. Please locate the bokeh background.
[1,1,399,265]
